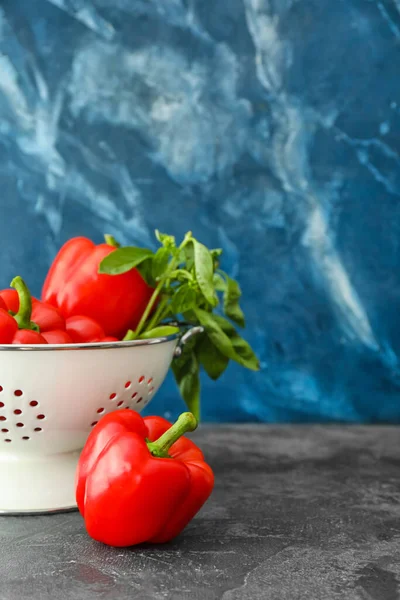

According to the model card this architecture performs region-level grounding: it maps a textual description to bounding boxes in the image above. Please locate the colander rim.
[0,332,180,351]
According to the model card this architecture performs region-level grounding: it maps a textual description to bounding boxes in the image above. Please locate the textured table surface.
[1,426,400,600]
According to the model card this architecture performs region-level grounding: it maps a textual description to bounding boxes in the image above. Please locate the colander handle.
[174,326,204,357]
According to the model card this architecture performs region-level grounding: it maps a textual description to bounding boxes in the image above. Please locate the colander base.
[0,451,80,514]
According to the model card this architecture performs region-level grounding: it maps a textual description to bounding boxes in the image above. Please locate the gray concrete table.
[0,426,399,600]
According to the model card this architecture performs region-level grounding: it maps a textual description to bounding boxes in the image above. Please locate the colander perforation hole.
[14,410,22,415]
[16,423,24,428]
[37,414,45,420]
[0,416,6,422]
[91,421,98,427]
[136,397,143,404]
[0,386,3,392]
[4,439,11,443]
[148,387,154,395]
[147,378,153,385]
[0,402,4,408]
[138,376,145,384]
[14,390,22,397]
[1,428,8,433]
[117,401,123,407]
[34,427,42,432]
[29,401,38,407]
[97,407,105,414]
[132,392,137,399]
[109,393,116,400]
[125,381,131,389]
[22,436,29,441]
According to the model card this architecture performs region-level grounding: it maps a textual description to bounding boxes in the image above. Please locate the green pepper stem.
[147,412,198,458]
[10,276,39,331]
[104,234,120,248]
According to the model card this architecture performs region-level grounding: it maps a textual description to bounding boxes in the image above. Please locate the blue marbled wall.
[1,0,400,422]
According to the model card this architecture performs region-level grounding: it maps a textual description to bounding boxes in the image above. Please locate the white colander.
[0,326,202,514]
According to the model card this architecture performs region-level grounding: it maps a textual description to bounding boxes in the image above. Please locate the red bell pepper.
[12,329,47,344]
[76,411,214,547]
[0,307,18,343]
[32,299,65,332]
[0,288,66,332]
[65,315,118,343]
[0,278,73,343]
[41,330,73,344]
[0,289,19,314]
[2,287,112,344]
[0,277,47,344]
[42,236,154,338]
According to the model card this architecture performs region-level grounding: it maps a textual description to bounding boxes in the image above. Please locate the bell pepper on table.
[42,236,154,338]
[76,411,214,547]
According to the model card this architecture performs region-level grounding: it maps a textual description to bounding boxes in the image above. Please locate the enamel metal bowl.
[0,327,202,514]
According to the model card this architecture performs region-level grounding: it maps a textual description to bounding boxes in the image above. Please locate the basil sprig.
[99,231,259,418]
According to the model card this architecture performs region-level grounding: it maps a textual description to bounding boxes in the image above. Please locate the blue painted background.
[1,0,400,422]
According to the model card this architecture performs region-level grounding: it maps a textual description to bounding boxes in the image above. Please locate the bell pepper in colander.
[32,307,73,342]
[0,289,19,314]
[0,306,18,343]
[76,411,214,547]
[5,293,118,344]
[65,315,118,343]
[0,277,48,344]
[0,287,66,332]
[42,236,154,338]
[0,281,72,343]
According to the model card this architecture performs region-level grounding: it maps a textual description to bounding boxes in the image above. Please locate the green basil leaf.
[182,310,197,324]
[139,326,179,339]
[213,315,259,371]
[193,308,236,360]
[179,371,200,419]
[194,310,259,370]
[170,285,197,314]
[172,352,200,419]
[230,336,259,370]
[197,334,229,380]
[210,248,223,258]
[99,247,154,275]
[152,247,171,280]
[223,275,245,328]
[136,257,156,286]
[168,269,193,282]
[210,248,223,269]
[191,240,218,307]
[213,273,227,292]
[155,230,176,248]
[180,244,194,271]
